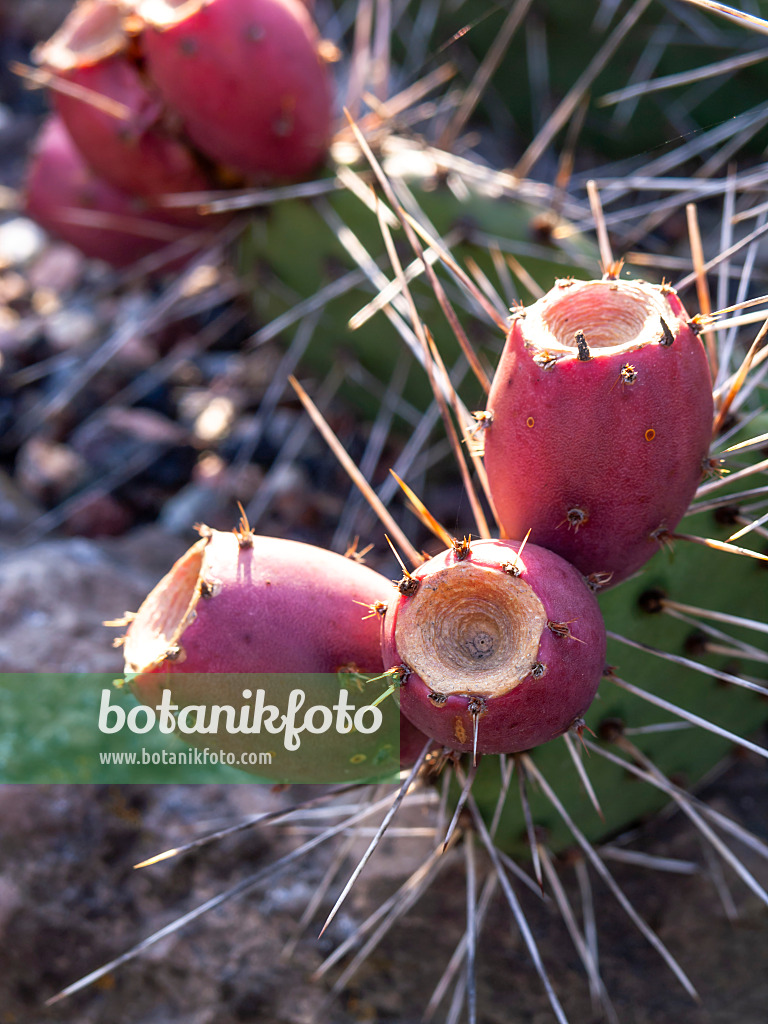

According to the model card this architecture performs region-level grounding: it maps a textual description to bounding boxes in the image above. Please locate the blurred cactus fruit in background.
[33,0,218,216]
[483,276,715,587]
[136,0,334,182]
[24,0,336,266]
[381,538,606,755]
[23,114,207,266]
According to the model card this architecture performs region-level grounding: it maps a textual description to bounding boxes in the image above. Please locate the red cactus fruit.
[122,524,427,774]
[136,0,334,182]
[24,116,206,267]
[483,277,714,587]
[380,538,606,755]
[34,1,216,215]
[124,526,391,684]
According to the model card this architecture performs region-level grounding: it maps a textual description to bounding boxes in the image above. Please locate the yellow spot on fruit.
[645,428,656,442]
[453,717,468,745]
[350,753,367,764]
[526,416,535,428]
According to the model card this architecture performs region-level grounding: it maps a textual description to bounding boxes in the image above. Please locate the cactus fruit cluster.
[118,266,717,767]
[24,0,334,265]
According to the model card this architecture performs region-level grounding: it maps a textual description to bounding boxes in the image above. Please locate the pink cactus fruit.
[33,0,217,221]
[24,115,206,267]
[380,538,606,755]
[136,0,334,182]
[483,277,714,588]
[122,524,428,771]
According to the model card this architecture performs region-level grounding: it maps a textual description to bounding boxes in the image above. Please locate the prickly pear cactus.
[239,182,599,413]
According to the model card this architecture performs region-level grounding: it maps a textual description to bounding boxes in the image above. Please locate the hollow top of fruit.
[136,0,211,28]
[122,537,205,673]
[517,277,678,356]
[393,561,547,697]
[33,0,131,70]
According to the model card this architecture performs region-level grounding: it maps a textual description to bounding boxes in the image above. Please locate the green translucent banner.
[0,671,401,784]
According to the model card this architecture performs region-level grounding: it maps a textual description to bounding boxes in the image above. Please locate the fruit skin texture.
[483,278,714,587]
[44,55,216,214]
[124,528,392,685]
[381,538,606,755]
[24,115,197,267]
[123,527,429,774]
[138,0,334,181]
[33,0,223,222]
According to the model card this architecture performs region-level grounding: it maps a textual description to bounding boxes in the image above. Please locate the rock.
[62,492,135,537]
[44,305,99,351]
[0,217,46,268]
[69,406,191,472]
[27,242,85,294]
[15,435,89,504]
[0,530,186,673]
[0,467,41,534]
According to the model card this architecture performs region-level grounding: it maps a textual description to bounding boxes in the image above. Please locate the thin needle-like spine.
[344,110,497,386]
[660,597,768,638]
[489,753,516,838]
[606,630,768,696]
[289,374,422,568]
[593,736,768,911]
[521,755,700,1003]
[423,328,493,538]
[442,757,479,852]
[423,873,498,1023]
[538,845,619,1024]
[438,0,533,151]
[47,790,402,1006]
[587,179,614,271]
[389,469,455,548]
[318,739,432,937]
[513,0,653,179]
[605,672,768,760]
[660,604,768,663]
[326,833,459,998]
[373,193,491,539]
[133,782,366,869]
[464,831,478,1024]
[700,836,739,922]
[562,730,605,820]
[686,202,718,378]
[313,835,447,980]
[667,530,768,564]
[11,61,132,119]
[712,316,768,436]
[397,206,515,334]
[463,784,571,1024]
[517,756,544,891]
[598,46,768,106]
[675,0,768,36]
[282,808,365,958]
[696,455,768,496]
[574,858,599,1001]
